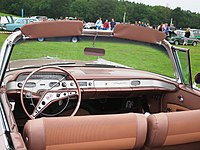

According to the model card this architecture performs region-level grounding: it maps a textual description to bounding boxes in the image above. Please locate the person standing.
[170,24,176,32]
[165,23,169,36]
[96,17,103,30]
[158,24,163,32]
[183,27,190,46]
[110,18,116,30]
[134,21,139,26]
[103,19,109,30]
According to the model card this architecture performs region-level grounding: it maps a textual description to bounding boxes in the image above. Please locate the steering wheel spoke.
[31,91,77,118]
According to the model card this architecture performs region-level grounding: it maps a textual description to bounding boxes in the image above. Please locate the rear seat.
[23,113,147,150]
[144,110,200,150]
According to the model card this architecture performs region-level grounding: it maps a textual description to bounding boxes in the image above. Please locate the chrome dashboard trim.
[6,79,177,92]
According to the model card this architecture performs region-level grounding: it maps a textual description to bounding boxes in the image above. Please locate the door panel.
[0,91,27,149]
[162,85,200,112]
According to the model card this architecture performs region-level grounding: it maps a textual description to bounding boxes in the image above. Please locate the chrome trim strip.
[0,100,9,131]
[0,99,12,149]
[2,133,10,149]
[7,79,177,91]
[6,80,94,92]
[94,79,176,90]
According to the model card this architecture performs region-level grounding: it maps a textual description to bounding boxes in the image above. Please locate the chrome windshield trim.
[162,39,183,83]
[0,31,22,85]
[171,46,192,87]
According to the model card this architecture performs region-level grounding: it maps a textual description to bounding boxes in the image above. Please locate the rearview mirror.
[84,47,105,56]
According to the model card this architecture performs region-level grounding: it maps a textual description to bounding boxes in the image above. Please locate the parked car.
[1,21,200,150]
[169,30,198,46]
[84,22,96,29]
[191,29,200,36]
[196,35,200,40]
[0,16,15,30]
[190,29,200,41]
[30,16,48,21]
[2,17,38,32]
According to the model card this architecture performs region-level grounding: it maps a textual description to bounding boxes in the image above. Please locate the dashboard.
[4,69,179,118]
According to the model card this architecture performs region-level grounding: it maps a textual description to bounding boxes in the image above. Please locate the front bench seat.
[144,110,200,150]
[23,113,147,150]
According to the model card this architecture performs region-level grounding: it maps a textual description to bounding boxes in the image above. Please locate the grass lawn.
[0,33,200,79]
[188,45,200,77]
[0,34,9,43]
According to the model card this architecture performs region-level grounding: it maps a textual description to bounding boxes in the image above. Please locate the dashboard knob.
[62,82,67,87]
[88,82,92,86]
[17,82,23,88]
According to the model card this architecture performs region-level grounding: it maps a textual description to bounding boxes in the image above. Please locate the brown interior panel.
[162,86,200,111]
[167,104,190,112]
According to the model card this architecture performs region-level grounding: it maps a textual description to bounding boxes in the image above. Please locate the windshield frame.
[0,31,22,85]
[0,22,190,87]
[171,46,192,87]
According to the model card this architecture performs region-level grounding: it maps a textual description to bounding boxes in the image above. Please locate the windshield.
[9,37,175,78]
[15,18,24,24]
[14,18,35,24]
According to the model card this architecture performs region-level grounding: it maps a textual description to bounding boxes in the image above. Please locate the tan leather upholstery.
[145,110,200,150]
[23,113,147,150]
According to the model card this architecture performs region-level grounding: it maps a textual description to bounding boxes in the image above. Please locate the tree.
[0,0,200,29]
[171,7,184,28]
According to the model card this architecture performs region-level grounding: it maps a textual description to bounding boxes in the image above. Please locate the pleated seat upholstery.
[23,113,147,150]
[144,110,200,150]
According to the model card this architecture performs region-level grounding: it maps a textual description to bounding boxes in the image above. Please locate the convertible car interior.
[0,21,200,150]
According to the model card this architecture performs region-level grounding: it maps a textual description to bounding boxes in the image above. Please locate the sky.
[128,0,200,13]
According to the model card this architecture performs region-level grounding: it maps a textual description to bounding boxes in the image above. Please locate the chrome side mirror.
[195,73,200,84]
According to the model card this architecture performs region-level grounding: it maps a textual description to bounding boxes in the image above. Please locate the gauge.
[25,82,36,88]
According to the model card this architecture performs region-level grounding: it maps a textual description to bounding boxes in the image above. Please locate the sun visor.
[113,24,166,43]
[21,20,83,39]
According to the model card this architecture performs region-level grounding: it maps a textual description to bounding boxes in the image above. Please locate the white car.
[84,22,96,29]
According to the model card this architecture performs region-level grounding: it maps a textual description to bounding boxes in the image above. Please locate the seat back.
[145,110,200,150]
[23,113,147,150]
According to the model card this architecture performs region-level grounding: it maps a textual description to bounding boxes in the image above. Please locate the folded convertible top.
[113,24,166,43]
[21,20,83,38]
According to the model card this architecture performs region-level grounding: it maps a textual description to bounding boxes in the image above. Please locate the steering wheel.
[20,66,81,119]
